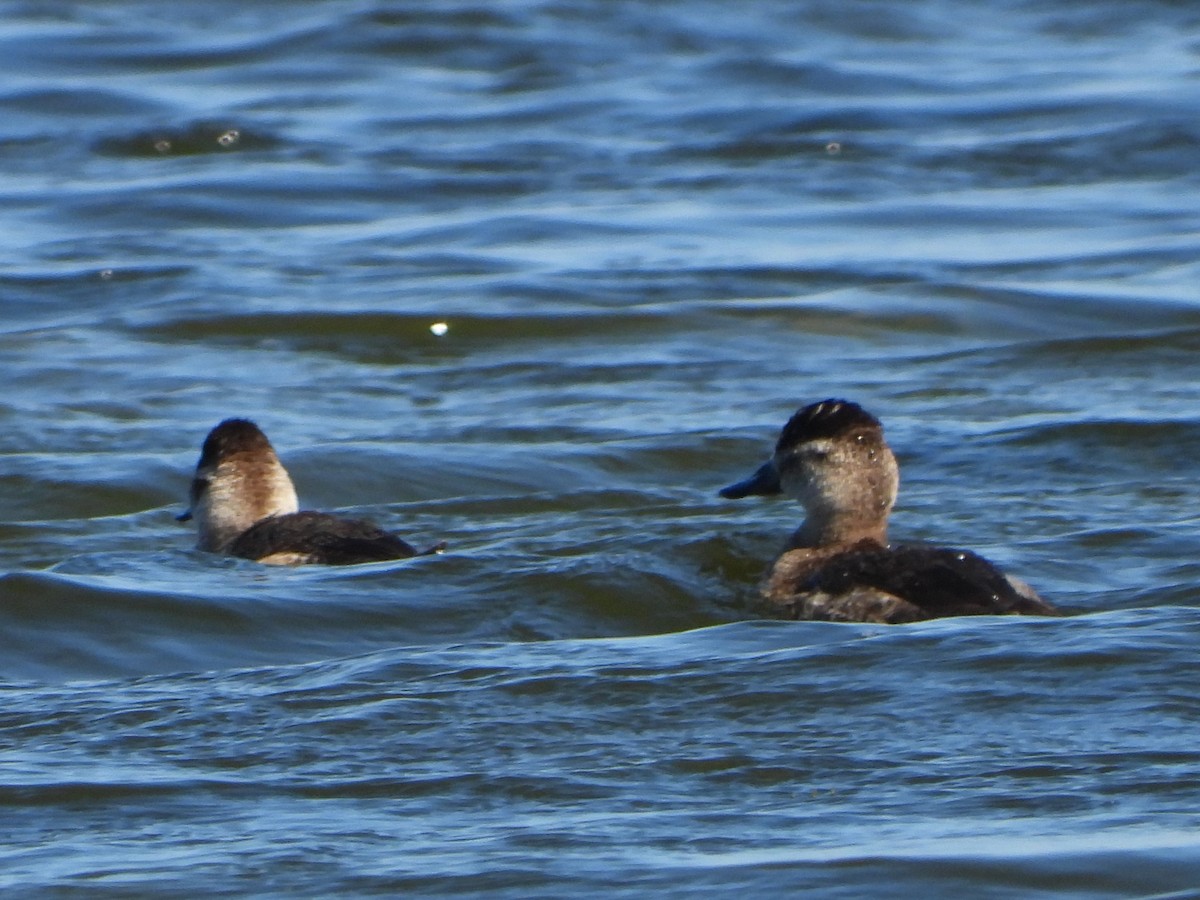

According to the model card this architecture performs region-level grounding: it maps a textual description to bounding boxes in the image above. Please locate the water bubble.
[430,322,449,336]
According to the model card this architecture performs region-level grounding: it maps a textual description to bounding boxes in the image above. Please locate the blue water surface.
[3,0,1200,895]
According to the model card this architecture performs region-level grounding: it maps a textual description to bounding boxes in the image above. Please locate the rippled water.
[4,0,1200,895]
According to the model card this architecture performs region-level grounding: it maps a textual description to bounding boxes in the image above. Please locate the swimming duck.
[179,418,444,565]
[720,399,1058,623]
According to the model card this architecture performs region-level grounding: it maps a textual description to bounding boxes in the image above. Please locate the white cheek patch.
[200,474,249,548]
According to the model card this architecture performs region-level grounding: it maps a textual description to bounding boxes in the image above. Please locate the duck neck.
[790,512,888,550]
[196,457,299,552]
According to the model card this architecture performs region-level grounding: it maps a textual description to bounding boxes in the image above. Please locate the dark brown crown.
[197,418,273,467]
[776,399,882,452]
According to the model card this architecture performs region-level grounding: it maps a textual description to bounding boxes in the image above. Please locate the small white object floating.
[429,322,449,337]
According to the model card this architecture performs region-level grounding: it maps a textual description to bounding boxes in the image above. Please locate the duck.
[178,418,444,565]
[719,399,1058,623]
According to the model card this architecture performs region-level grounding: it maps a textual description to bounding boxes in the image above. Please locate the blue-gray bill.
[719,460,781,499]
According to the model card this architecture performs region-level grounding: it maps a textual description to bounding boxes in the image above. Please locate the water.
[3,0,1200,894]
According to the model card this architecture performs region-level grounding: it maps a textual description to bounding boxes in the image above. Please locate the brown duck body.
[721,399,1058,623]
[761,538,1058,624]
[227,510,425,566]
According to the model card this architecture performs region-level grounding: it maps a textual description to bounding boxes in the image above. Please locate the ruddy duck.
[720,399,1058,623]
[179,418,444,565]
